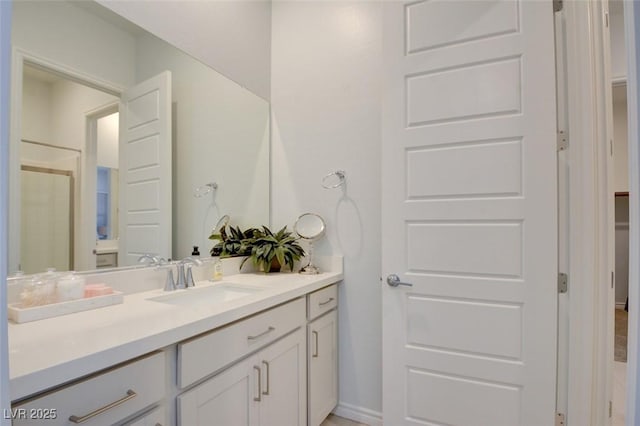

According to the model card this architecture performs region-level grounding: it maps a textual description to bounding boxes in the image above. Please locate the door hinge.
[556,413,566,426]
[558,273,568,294]
[557,130,568,151]
[553,0,563,13]
[609,400,613,418]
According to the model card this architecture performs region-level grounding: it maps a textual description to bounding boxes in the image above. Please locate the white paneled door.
[119,71,172,266]
[382,2,557,425]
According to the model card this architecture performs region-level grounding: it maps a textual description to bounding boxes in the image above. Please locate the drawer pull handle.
[248,326,275,341]
[262,360,270,395]
[254,366,262,402]
[318,297,334,306]
[312,330,319,357]
[69,389,137,423]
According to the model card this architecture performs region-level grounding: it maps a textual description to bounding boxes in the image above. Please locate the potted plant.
[240,226,305,272]
[209,226,259,257]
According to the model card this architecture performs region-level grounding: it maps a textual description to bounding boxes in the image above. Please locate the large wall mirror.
[9,0,270,275]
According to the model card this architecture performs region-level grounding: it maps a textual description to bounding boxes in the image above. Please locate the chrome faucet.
[176,257,203,289]
[176,263,187,290]
[138,254,176,292]
[138,253,161,265]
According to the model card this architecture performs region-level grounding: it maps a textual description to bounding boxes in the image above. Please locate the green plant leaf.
[239,256,249,271]
[234,225,307,273]
[275,246,285,266]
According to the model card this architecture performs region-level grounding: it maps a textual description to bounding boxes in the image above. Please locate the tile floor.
[320,415,367,426]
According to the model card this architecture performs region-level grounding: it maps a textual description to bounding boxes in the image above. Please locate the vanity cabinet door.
[123,405,165,426]
[177,356,259,426]
[308,310,338,426]
[177,329,305,426]
[257,329,307,426]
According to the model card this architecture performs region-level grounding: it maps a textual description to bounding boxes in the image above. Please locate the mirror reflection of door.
[20,63,119,273]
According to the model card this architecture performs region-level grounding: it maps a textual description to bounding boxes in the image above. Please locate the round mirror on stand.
[294,213,326,275]
[212,215,230,236]
[209,215,230,257]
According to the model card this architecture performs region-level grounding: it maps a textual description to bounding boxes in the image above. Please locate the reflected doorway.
[17,62,120,273]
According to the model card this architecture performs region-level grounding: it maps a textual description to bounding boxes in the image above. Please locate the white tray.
[8,291,124,323]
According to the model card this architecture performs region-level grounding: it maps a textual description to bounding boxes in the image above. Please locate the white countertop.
[9,270,342,401]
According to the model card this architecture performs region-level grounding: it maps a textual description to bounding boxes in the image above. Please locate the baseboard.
[616,302,627,310]
[333,402,382,426]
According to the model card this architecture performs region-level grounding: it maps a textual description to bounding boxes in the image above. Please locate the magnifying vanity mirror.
[211,215,230,237]
[9,0,270,275]
[294,213,326,275]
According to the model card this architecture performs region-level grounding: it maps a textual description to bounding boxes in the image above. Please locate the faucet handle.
[176,264,186,290]
[138,253,158,265]
[186,265,196,288]
[181,256,203,266]
[164,268,176,292]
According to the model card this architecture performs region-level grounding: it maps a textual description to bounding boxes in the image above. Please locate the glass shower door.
[20,166,74,274]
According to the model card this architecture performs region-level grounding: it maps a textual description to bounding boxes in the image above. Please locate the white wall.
[12,0,136,88]
[97,112,119,169]
[135,32,270,259]
[612,1,627,81]
[97,0,271,101]
[21,73,52,143]
[614,86,629,192]
[271,2,383,422]
[50,80,117,151]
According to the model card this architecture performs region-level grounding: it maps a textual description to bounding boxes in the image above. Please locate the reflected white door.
[381,2,558,425]
[119,71,172,265]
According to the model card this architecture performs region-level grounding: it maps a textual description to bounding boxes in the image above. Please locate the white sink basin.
[147,283,264,307]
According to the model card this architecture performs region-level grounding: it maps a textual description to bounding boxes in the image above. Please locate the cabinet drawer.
[13,352,165,426]
[307,285,337,320]
[96,253,117,268]
[178,297,305,389]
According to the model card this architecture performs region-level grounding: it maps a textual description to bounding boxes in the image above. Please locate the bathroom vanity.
[8,270,341,426]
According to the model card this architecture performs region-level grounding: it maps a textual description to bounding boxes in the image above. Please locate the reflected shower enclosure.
[20,141,78,274]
